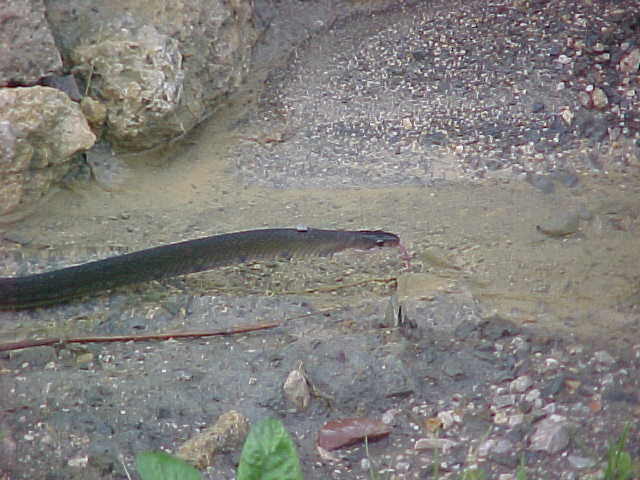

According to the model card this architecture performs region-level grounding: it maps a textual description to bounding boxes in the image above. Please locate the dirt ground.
[1,0,640,478]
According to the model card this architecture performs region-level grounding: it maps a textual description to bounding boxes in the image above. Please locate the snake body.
[0,228,399,310]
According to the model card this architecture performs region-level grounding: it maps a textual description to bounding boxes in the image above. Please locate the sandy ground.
[1,1,640,478]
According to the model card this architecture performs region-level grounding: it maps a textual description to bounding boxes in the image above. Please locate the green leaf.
[604,425,635,480]
[136,451,201,480]
[237,418,303,480]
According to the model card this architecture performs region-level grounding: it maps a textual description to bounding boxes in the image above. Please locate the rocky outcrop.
[70,24,186,151]
[0,0,62,87]
[50,0,258,152]
[0,87,95,218]
[0,0,402,218]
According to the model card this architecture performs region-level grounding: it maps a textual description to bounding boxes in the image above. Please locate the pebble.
[414,438,458,451]
[593,350,616,365]
[536,212,580,237]
[529,416,570,454]
[567,455,596,469]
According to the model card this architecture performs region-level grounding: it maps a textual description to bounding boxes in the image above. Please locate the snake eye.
[375,239,385,247]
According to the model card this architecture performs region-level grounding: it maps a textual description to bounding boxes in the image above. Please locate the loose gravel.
[235,0,639,188]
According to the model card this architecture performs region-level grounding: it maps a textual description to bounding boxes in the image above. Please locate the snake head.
[353,230,401,249]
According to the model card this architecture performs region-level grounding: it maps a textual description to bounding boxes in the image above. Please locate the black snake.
[0,227,400,310]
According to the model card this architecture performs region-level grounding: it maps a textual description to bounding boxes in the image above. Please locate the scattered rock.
[510,376,534,394]
[592,87,608,110]
[39,74,82,102]
[593,350,616,366]
[283,364,311,411]
[536,212,580,237]
[414,437,458,452]
[0,0,62,86]
[529,415,570,454]
[567,455,597,469]
[317,417,392,451]
[176,410,250,469]
[0,86,95,217]
[71,24,185,151]
[619,47,640,74]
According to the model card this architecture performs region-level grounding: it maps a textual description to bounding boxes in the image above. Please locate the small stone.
[558,54,572,64]
[594,350,616,365]
[494,411,508,424]
[508,414,524,427]
[381,408,400,425]
[526,173,555,194]
[478,439,494,457]
[537,213,580,237]
[561,109,573,125]
[494,394,517,409]
[531,102,545,113]
[567,455,596,469]
[529,415,569,453]
[81,96,108,132]
[75,352,94,368]
[176,411,250,469]
[414,438,458,452]
[510,376,533,393]
[40,75,83,101]
[578,91,592,108]
[492,437,514,454]
[591,88,608,109]
[283,366,311,411]
[619,48,640,74]
[437,410,458,429]
[318,418,391,450]
[565,378,581,393]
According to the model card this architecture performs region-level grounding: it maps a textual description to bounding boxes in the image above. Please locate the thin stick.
[0,307,346,353]
[0,321,281,353]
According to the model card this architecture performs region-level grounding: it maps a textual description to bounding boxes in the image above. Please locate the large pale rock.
[47,0,258,151]
[0,87,95,217]
[71,24,185,151]
[0,0,63,87]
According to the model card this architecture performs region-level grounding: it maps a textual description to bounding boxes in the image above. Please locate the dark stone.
[9,346,57,369]
[442,358,466,379]
[420,131,448,147]
[574,111,608,142]
[454,320,479,340]
[480,315,521,341]
[526,173,555,194]
[40,74,83,101]
[549,169,579,188]
[542,374,567,397]
[157,407,171,419]
[604,389,639,404]
[549,44,562,57]
[485,159,504,171]
[531,102,545,113]
[411,50,427,62]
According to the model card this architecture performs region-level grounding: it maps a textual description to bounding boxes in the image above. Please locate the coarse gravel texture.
[1,0,640,479]
[235,0,640,188]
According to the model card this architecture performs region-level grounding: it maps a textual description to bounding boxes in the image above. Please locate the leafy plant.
[236,418,303,480]
[459,468,486,480]
[604,425,636,480]
[136,451,201,480]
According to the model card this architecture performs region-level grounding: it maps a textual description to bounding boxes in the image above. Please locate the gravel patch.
[235,0,640,188]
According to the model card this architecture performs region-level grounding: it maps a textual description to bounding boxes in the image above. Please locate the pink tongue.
[397,242,412,268]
